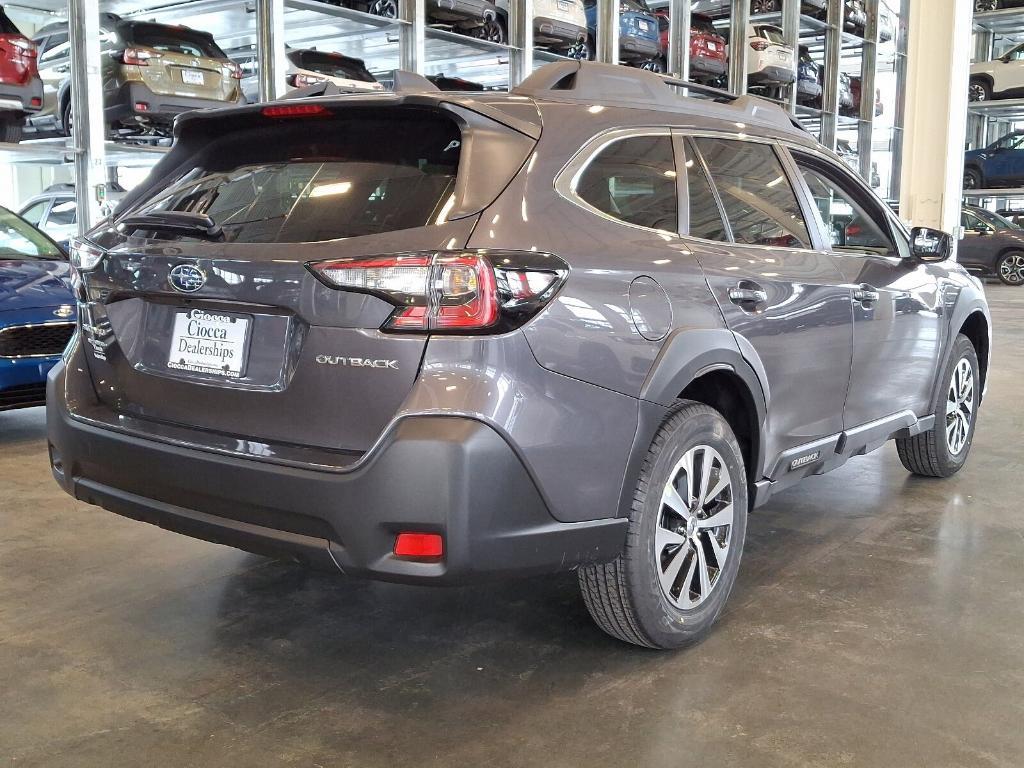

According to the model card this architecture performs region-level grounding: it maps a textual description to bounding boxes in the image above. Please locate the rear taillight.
[750,40,769,51]
[226,61,243,80]
[288,72,327,88]
[68,237,105,273]
[308,250,568,333]
[118,48,152,66]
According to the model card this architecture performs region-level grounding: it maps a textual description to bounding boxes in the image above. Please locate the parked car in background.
[0,6,41,142]
[49,61,989,650]
[878,2,895,43]
[690,0,827,16]
[963,130,1024,189]
[426,73,486,90]
[747,23,795,87]
[497,0,587,57]
[960,205,1024,285]
[27,13,242,137]
[18,183,125,246]
[845,75,882,117]
[974,0,1024,11]
[427,0,504,43]
[996,208,1024,226]
[0,205,74,412]
[336,0,399,17]
[237,48,383,103]
[969,42,1024,102]
[654,10,727,83]
[796,45,821,104]
[837,71,854,111]
[844,0,867,34]
[584,0,661,68]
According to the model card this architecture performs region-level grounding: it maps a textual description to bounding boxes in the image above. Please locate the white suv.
[970,43,1024,102]
[747,23,795,86]
[496,0,587,56]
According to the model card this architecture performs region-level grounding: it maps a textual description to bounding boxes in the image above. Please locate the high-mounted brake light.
[308,251,568,334]
[261,103,330,118]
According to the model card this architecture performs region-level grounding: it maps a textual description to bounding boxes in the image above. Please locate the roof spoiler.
[281,70,439,100]
[513,61,808,135]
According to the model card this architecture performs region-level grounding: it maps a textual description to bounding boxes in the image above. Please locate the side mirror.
[910,227,953,262]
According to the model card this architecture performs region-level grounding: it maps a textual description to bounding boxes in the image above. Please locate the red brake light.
[750,40,769,51]
[292,73,327,88]
[261,103,330,118]
[308,250,567,334]
[226,61,243,80]
[120,47,152,66]
[394,532,444,559]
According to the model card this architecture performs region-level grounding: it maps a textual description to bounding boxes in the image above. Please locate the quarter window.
[793,153,896,254]
[575,135,678,232]
[692,137,811,248]
[20,200,48,226]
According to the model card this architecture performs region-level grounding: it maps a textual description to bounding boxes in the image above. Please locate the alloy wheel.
[478,19,505,44]
[999,252,1024,285]
[753,0,781,13]
[968,82,988,102]
[964,171,979,189]
[370,0,398,18]
[975,0,999,11]
[655,445,734,609]
[946,358,975,456]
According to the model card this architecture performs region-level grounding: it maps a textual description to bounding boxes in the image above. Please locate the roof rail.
[512,61,807,135]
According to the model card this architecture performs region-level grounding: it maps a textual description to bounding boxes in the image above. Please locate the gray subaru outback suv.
[49,62,991,649]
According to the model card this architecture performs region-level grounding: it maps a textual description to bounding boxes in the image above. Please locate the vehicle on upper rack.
[654,10,727,84]
[426,73,486,90]
[879,2,895,43]
[837,71,854,112]
[18,183,125,246]
[974,0,1024,12]
[963,130,1024,189]
[584,0,661,70]
[0,205,75,412]
[689,0,827,17]
[746,23,795,89]
[234,48,383,104]
[0,6,42,142]
[960,205,1024,285]
[843,0,867,35]
[26,13,243,138]
[340,0,505,42]
[796,45,821,104]
[49,61,990,650]
[996,208,1024,227]
[496,0,588,57]
[843,75,882,117]
[969,42,1024,102]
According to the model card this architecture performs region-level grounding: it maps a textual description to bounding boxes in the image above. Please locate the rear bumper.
[105,82,241,125]
[797,78,822,99]
[749,65,796,85]
[0,78,42,115]
[47,359,626,585]
[619,33,661,60]
[535,16,586,45]
[691,55,727,77]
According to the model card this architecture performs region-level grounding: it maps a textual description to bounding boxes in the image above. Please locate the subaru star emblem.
[53,304,74,319]
[169,264,206,293]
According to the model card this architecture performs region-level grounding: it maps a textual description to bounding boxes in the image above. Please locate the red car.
[655,10,728,84]
[0,7,41,142]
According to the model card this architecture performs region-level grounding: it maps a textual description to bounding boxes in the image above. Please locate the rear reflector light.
[394,532,443,559]
[134,101,149,112]
[308,250,567,334]
[30,97,41,108]
[261,103,330,118]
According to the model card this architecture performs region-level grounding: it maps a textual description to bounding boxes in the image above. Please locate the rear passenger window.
[692,137,811,249]
[576,135,678,232]
[682,139,728,242]
[47,200,76,226]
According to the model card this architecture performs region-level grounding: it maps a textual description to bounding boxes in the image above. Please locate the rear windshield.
[290,50,375,82]
[0,208,64,260]
[121,111,461,243]
[0,9,22,36]
[692,16,717,36]
[124,23,226,59]
[758,25,785,45]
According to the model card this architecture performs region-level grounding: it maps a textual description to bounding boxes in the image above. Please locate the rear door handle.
[728,283,768,309]
[853,284,880,305]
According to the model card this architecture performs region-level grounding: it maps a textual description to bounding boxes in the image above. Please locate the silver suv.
[49,62,990,649]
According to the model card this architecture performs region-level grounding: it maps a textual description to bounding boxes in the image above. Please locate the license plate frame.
[181,68,204,86]
[166,308,251,380]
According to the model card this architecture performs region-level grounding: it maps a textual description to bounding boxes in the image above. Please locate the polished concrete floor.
[2,285,1023,768]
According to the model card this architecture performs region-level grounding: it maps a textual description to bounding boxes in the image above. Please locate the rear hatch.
[78,100,537,456]
[691,14,726,61]
[287,49,383,91]
[120,22,238,102]
[0,9,37,88]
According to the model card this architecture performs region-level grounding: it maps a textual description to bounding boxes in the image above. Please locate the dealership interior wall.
[4,1,1024,765]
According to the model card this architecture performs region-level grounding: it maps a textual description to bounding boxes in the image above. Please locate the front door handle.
[728,282,768,309]
[853,284,880,305]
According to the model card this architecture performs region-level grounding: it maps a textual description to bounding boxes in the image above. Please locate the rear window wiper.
[117,211,224,241]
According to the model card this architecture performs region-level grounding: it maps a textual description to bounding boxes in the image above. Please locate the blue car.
[584,0,661,68]
[964,130,1024,190]
[0,206,75,412]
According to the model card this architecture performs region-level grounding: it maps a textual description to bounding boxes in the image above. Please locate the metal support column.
[889,0,909,201]
[597,0,619,65]
[782,0,800,111]
[69,0,105,234]
[821,0,843,150]
[729,0,750,95]
[968,28,993,150]
[509,0,534,87]
[256,0,286,101]
[666,0,690,81]
[400,0,425,74]
[857,0,879,181]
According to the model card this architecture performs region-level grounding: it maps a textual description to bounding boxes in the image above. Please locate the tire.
[369,0,398,17]
[963,167,983,190]
[997,250,1024,285]
[0,114,23,143]
[578,401,748,649]
[969,78,992,102]
[975,0,999,11]
[477,16,506,44]
[896,334,980,478]
[752,0,781,12]
[637,57,665,74]
[60,98,73,138]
